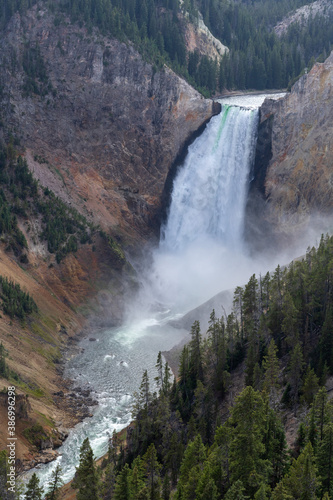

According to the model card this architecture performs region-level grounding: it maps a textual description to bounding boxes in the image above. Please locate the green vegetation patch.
[15,378,45,398]
[36,411,55,429]
[22,41,55,97]
[23,423,49,447]
[100,230,126,265]
[0,140,100,263]
[37,189,92,263]
[0,275,38,319]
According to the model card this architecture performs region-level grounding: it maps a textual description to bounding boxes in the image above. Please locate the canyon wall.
[247,50,333,251]
[0,4,219,241]
[0,4,220,466]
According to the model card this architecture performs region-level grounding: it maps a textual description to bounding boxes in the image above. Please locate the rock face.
[274,0,333,37]
[0,5,219,240]
[246,51,333,251]
[181,10,228,61]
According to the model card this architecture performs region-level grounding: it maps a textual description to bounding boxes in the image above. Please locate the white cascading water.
[161,104,259,252]
[148,101,263,312]
[24,95,288,494]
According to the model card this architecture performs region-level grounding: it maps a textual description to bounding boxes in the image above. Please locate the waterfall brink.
[161,104,259,252]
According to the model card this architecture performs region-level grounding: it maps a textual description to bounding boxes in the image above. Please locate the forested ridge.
[193,0,333,90]
[19,234,333,498]
[1,0,333,94]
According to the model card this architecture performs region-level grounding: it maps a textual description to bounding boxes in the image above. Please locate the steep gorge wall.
[246,51,333,251]
[0,4,220,466]
[0,4,219,241]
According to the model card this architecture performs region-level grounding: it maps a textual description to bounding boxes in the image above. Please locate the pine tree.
[189,320,203,384]
[72,438,100,500]
[45,464,63,500]
[114,463,130,500]
[163,361,172,395]
[0,342,7,377]
[243,274,259,333]
[210,424,232,496]
[318,304,333,374]
[229,386,270,496]
[317,423,333,497]
[162,472,171,500]
[108,429,120,468]
[132,370,152,442]
[262,339,280,408]
[193,381,215,445]
[196,472,218,500]
[233,286,244,331]
[155,351,164,393]
[263,402,288,487]
[165,431,184,486]
[25,473,44,500]
[208,311,228,393]
[288,342,304,416]
[254,483,271,499]
[140,369,151,411]
[310,387,328,446]
[271,481,293,499]
[129,457,146,499]
[282,292,299,349]
[224,480,248,500]
[301,366,319,406]
[176,434,206,497]
[284,442,320,499]
[243,275,260,385]
[102,463,116,500]
[143,444,162,500]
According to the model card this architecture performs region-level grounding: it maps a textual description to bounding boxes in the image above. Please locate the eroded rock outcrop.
[246,51,333,251]
[274,0,333,37]
[181,10,228,61]
[0,5,219,240]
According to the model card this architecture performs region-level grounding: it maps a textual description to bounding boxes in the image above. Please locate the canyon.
[0,3,220,470]
[0,0,333,482]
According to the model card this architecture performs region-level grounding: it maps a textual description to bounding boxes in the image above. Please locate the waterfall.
[160,104,259,252]
[27,95,286,494]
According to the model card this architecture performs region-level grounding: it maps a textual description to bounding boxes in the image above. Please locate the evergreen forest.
[17,234,333,498]
[1,0,333,94]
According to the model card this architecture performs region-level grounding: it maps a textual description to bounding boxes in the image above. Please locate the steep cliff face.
[247,51,333,250]
[0,4,220,467]
[0,4,219,240]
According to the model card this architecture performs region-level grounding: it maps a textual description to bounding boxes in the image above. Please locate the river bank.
[216,88,288,98]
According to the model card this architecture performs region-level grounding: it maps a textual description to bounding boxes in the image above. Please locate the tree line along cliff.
[1,0,333,96]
